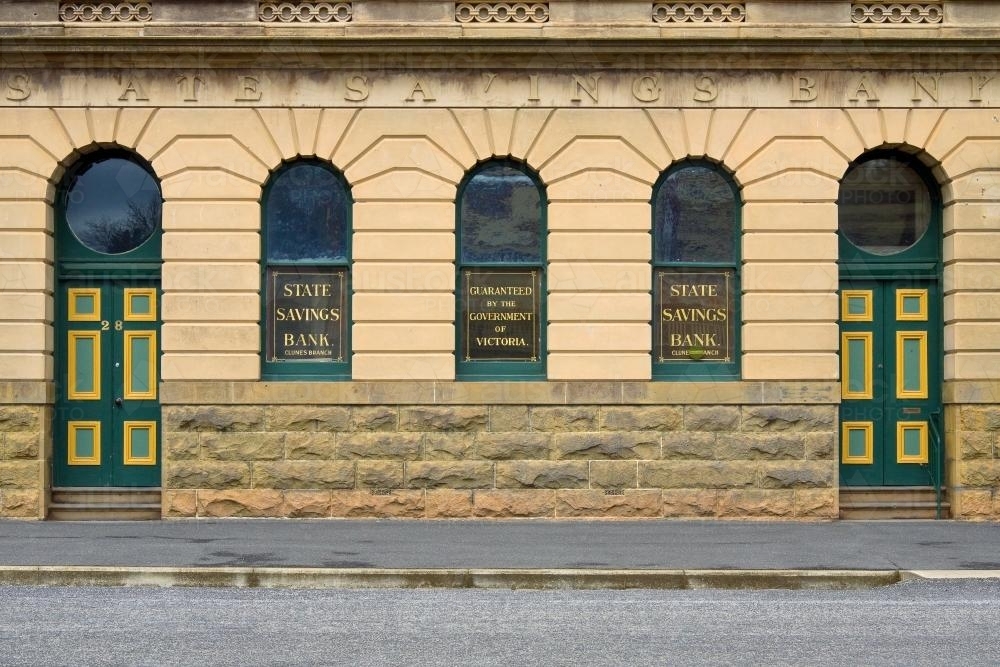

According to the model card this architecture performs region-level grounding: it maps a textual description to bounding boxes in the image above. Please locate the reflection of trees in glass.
[64,157,162,255]
[266,163,350,262]
[461,165,542,264]
[655,165,735,264]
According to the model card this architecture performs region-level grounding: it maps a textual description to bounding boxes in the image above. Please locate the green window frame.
[456,158,547,380]
[261,159,352,380]
[652,160,742,381]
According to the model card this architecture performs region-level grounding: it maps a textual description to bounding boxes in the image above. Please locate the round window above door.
[838,152,940,265]
[60,153,162,257]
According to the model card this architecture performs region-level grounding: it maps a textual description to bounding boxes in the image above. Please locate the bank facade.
[1,0,999,520]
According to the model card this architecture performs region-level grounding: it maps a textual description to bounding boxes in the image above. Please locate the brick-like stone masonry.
[162,404,837,519]
[951,406,1000,519]
[0,405,46,519]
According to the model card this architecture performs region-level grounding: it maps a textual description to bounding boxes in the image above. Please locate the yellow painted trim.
[67,288,101,322]
[841,421,874,465]
[897,421,929,464]
[896,331,928,399]
[67,331,101,401]
[68,421,101,466]
[841,290,873,322]
[123,331,157,401]
[124,421,157,465]
[124,288,157,321]
[841,332,873,400]
[896,289,928,322]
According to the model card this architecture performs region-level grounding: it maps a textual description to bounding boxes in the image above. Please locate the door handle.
[115,397,123,407]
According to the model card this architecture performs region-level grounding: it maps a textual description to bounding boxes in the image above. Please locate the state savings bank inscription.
[656,270,733,363]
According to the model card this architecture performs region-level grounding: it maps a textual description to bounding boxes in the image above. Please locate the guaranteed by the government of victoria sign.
[655,270,734,363]
[462,269,540,362]
[267,268,346,363]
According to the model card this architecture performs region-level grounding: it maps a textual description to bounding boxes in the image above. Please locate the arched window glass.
[61,153,161,256]
[262,160,352,380]
[652,162,741,380]
[838,156,933,257]
[457,159,546,380]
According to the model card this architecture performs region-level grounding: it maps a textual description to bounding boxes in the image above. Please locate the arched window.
[652,161,741,380]
[261,159,352,380]
[456,159,546,380]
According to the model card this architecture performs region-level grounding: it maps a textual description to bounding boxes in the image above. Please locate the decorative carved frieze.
[259,2,352,22]
[59,2,152,22]
[652,3,745,23]
[455,3,549,24]
[851,3,943,24]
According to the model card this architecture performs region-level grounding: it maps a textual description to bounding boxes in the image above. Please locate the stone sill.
[159,380,841,406]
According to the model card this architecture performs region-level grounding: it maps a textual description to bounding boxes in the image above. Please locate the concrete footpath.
[0,519,998,590]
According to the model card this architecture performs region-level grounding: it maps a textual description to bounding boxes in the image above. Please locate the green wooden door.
[839,279,941,486]
[54,279,161,487]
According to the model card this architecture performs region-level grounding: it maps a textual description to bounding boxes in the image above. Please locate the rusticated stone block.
[350,406,398,432]
[476,433,551,460]
[1,432,39,459]
[1,489,40,518]
[805,433,835,460]
[960,461,1000,487]
[339,433,422,460]
[961,433,995,460]
[284,432,337,460]
[201,433,284,461]
[330,490,425,518]
[473,490,555,518]
[425,490,474,518]
[162,490,197,517]
[555,490,661,518]
[530,407,597,432]
[165,462,250,489]
[590,461,638,489]
[601,406,683,432]
[741,406,836,432]
[717,490,794,518]
[960,407,1000,432]
[423,433,475,460]
[198,490,284,518]
[662,489,718,517]
[400,407,488,432]
[405,461,494,489]
[0,406,39,432]
[165,406,263,433]
[759,462,834,489]
[358,461,404,489]
[639,461,756,489]
[252,461,355,489]
[717,434,806,460]
[281,491,333,518]
[661,432,715,459]
[793,489,837,518]
[684,406,740,432]
[164,433,200,460]
[553,432,659,460]
[266,406,350,432]
[0,461,38,488]
[490,406,530,432]
[953,489,996,519]
[495,461,588,489]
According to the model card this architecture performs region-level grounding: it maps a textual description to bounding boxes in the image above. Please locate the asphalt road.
[2,519,1000,570]
[1,579,998,666]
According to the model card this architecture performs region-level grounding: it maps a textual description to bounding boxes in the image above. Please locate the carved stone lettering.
[5,74,30,101]
[236,75,263,102]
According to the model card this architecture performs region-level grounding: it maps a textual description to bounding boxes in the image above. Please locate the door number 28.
[101,320,124,331]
